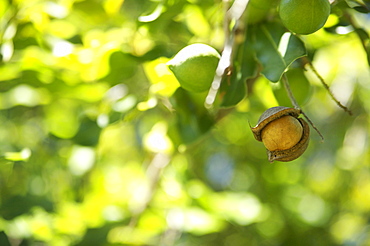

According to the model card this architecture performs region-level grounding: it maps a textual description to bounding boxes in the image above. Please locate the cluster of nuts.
[251,106,310,162]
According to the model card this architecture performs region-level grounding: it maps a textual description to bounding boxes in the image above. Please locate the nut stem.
[282,74,324,142]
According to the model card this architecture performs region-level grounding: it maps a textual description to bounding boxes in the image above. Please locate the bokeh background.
[0,0,370,245]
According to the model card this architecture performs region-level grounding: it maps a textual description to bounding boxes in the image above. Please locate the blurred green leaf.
[74,223,118,246]
[102,51,138,85]
[73,117,101,146]
[0,64,20,84]
[0,195,54,220]
[220,65,247,107]
[45,99,80,139]
[253,22,306,82]
[354,28,370,40]
[169,88,214,144]
[72,0,109,25]
[240,29,259,80]
[345,0,370,13]
[0,0,10,16]
[0,232,11,246]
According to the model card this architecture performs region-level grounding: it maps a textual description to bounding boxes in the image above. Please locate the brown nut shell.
[251,106,301,142]
[267,118,310,162]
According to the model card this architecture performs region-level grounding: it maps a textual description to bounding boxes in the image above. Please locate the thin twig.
[282,75,324,141]
[304,58,353,116]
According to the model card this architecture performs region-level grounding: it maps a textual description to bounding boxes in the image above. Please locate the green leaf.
[72,0,109,25]
[345,0,370,13]
[240,28,259,80]
[354,28,370,41]
[169,88,214,144]
[102,51,138,85]
[73,117,102,146]
[0,195,54,220]
[252,23,306,82]
[45,99,80,139]
[220,65,247,107]
[0,231,11,246]
[74,223,119,246]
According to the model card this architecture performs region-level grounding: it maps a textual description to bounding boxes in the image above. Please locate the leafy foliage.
[252,22,306,82]
[0,0,370,245]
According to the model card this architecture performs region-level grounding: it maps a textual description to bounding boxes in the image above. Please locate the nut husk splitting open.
[251,106,310,162]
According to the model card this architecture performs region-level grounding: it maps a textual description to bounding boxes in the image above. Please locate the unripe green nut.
[167,43,220,93]
[279,0,331,35]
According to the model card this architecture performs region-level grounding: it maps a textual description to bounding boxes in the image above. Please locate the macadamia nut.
[261,115,303,151]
